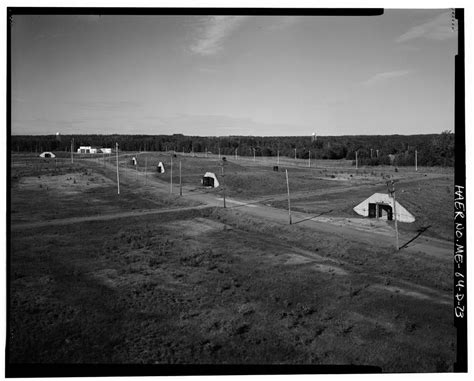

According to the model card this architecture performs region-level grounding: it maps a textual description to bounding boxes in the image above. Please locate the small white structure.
[202,172,219,188]
[39,151,56,158]
[353,192,415,223]
[157,162,165,173]
[77,146,98,154]
[131,157,137,166]
[77,146,111,154]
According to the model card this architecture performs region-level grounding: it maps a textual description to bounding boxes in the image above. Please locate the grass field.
[269,175,454,241]
[8,152,456,372]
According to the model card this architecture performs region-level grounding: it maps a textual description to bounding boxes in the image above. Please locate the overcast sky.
[11,9,458,136]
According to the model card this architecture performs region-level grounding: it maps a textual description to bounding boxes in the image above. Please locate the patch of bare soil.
[17,171,115,195]
[10,166,201,225]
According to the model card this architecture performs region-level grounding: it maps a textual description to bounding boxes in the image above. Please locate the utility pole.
[355,151,358,169]
[179,160,182,196]
[277,150,280,165]
[116,142,120,195]
[135,158,138,181]
[170,154,173,193]
[294,148,297,160]
[388,180,399,250]
[253,148,256,162]
[308,151,311,167]
[218,147,221,160]
[145,157,148,185]
[71,138,74,164]
[415,150,418,172]
[235,148,237,160]
[221,159,227,208]
[285,169,292,224]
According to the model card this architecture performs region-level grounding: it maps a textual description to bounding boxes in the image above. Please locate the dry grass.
[10,208,455,370]
[8,153,455,371]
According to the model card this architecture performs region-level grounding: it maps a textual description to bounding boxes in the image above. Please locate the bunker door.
[368,203,377,218]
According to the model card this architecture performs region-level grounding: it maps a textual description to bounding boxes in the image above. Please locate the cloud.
[362,70,412,86]
[265,16,300,31]
[190,16,249,56]
[396,11,456,43]
[196,66,218,73]
[67,100,142,111]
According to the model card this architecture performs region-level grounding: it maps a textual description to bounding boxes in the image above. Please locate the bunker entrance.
[203,177,215,187]
[368,203,393,221]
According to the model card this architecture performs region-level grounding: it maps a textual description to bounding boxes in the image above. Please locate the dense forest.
[10,131,455,167]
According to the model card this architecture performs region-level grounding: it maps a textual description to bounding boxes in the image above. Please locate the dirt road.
[10,204,213,230]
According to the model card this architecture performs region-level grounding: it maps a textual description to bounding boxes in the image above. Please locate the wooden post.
[285,169,292,224]
[135,158,138,181]
[294,148,297,160]
[253,148,255,162]
[388,180,399,250]
[145,157,148,185]
[308,151,311,167]
[170,155,173,193]
[277,150,280,165]
[235,148,237,160]
[393,190,399,250]
[179,160,182,196]
[415,150,418,172]
[71,138,74,164]
[116,142,120,195]
[355,151,358,169]
[221,164,226,208]
[218,147,221,160]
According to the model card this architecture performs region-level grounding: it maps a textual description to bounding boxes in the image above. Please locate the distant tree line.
[10,131,455,167]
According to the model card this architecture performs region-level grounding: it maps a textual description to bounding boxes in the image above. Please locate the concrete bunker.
[354,192,415,223]
[157,162,165,173]
[39,152,56,158]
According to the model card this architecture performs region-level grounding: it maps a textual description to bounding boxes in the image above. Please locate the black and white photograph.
[5,3,467,376]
